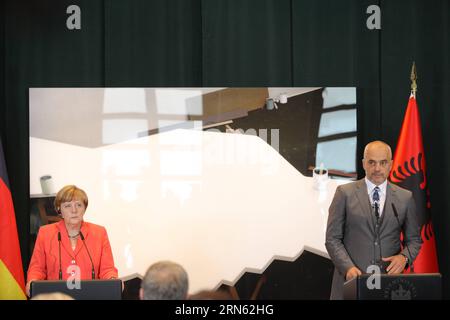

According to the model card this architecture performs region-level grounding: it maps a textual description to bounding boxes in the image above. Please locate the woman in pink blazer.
[26,185,118,296]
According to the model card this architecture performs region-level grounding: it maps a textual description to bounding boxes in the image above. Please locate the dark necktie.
[373,186,380,219]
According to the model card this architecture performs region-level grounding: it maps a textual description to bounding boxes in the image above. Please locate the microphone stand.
[58,232,62,280]
[79,231,96,279]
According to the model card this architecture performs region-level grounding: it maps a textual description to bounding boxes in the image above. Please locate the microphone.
[392,203,415,273]
[57,232,62,280]
[79,231,95,279]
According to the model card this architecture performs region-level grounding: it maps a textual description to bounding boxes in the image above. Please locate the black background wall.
[1,0,449,298]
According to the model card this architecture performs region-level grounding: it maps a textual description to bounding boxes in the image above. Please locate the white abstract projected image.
[29,88,355,293]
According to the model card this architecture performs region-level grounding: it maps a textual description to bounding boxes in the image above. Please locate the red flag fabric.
[389,95,439,273]
[0,140,26,299]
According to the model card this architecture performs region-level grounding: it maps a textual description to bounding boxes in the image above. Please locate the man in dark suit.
[325,141,422,300]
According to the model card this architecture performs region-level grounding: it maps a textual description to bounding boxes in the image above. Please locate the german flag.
[0,139,26,299]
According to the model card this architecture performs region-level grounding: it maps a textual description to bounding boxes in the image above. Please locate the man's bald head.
[140,261,188,300]
[363,141,392,160]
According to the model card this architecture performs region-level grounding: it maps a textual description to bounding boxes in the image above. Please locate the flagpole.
[410,61,417,98]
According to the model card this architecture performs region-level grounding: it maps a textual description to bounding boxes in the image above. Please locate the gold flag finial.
[410,61,417,95]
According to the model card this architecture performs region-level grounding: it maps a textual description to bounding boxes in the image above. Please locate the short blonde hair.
[54,185,88,212]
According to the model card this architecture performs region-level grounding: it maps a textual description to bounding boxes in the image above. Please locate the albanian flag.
[0,139,26,299]
[389,94,439,273]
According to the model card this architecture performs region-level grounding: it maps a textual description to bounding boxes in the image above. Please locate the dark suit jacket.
[325,178,422,300]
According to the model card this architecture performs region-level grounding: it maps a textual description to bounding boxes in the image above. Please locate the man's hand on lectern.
[345,266,362,281]
[383,255,407,274]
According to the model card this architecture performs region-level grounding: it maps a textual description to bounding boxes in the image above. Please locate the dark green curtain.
[1,0,450,298]
[202,0,292,86]
[293,0,379,86]
[104,0,202,86]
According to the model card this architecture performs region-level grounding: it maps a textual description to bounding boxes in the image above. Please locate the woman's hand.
[25,281,32,297]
